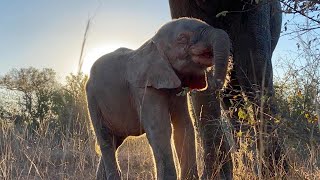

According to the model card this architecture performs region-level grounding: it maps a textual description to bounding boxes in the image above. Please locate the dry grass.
[1,117,319,180]
[117,136,155,180]
[0,119,156,180]
[0,120,97,180]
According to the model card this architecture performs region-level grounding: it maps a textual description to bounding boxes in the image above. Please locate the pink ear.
[180,74,207,90]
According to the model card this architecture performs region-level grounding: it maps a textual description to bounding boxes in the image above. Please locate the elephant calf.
[86,17,230,180]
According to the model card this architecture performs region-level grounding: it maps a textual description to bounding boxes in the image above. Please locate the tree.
[274,28,320,128]
[276,0,320,128]
[281,0,320,34]
[0,67,58,128]
[52,72,90,137]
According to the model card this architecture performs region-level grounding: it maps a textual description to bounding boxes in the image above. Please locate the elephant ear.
[127,41,181,89]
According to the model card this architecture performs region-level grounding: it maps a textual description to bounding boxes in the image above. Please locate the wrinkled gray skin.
[86,18,230,180]
[169,0,282,179]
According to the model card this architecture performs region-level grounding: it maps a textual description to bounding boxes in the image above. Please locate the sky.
[0,0,298,80]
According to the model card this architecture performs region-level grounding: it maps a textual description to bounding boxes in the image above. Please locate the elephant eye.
[177,33,189,44]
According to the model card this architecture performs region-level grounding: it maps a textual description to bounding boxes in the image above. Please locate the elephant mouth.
[180,74,207,90]
[190,47,213,67]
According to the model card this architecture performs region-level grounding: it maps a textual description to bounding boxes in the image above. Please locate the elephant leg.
[140,88,177,180]
[230,5,285,176]
[170,96,198,179]
[96,158,106,179]
[190,90,233,180]
[144,123,177,180]
[87,97,123,180]
[94,123,124,180]
[95,130,124,180]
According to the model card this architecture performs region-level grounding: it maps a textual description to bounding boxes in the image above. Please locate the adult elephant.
[169,0,282,179]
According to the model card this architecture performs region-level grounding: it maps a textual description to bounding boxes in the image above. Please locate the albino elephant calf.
[86,17,230,180]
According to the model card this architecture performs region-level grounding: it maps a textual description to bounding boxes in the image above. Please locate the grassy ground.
[0,118,319,180]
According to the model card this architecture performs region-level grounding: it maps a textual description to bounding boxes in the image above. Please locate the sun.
[81,43,133,75]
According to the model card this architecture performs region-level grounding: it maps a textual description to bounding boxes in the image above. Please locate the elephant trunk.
[207,28,230,89]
